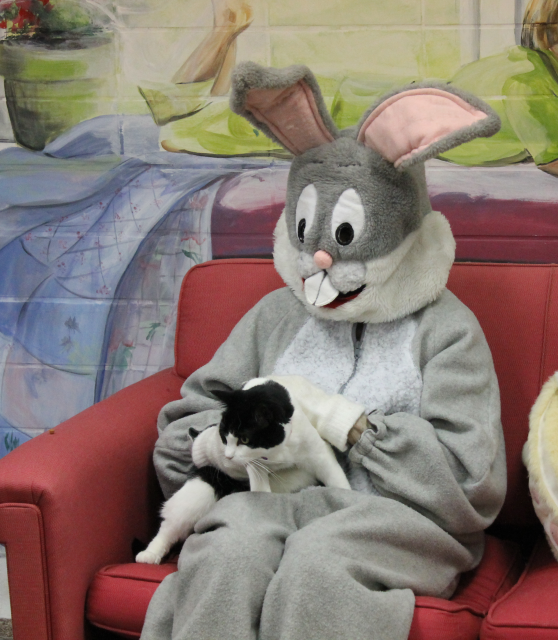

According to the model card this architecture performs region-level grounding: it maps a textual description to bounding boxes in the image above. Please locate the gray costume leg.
[141,491,297,640]
[141,488,477,640]
[260,489,476,640]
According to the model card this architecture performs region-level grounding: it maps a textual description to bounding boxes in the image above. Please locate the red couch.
[1,258,558,640]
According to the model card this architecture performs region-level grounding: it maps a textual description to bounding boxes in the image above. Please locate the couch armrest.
[0,368,184,640]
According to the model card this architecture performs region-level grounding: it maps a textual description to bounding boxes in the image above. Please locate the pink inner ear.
[245,81,335,155]
[357,88,487,167]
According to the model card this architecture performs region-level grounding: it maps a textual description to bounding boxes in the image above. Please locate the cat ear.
[211,388,233,405]
[356,83,500,170]
[254,405,273,430]
[230,61,339,155]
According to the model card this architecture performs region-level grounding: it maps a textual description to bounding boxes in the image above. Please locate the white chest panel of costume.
[273,315,422,416]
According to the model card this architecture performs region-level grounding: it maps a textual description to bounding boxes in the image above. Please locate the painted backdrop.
[1,0,558,456]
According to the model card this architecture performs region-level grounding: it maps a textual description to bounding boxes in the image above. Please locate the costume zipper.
[338,322,366,394]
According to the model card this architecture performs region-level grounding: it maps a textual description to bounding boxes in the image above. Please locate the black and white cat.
[136,377,350,564]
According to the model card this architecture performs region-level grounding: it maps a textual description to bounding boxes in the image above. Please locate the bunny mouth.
[323,285,366,308]
[303,271,365,308]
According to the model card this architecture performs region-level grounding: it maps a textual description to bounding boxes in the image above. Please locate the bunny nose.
[314,250,333,269]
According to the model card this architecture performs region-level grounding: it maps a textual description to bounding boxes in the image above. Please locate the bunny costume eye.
[331,189,365,247]
[295,184,318,243]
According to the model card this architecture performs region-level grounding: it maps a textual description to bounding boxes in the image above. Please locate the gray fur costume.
[140,63,506,640]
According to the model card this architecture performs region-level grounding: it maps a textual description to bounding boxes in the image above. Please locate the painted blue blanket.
[0,115,279,453]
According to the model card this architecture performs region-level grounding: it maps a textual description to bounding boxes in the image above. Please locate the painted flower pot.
[0,33,115,150]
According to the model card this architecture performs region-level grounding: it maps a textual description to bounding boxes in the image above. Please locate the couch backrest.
[447,264,558,527]
[176,259,558,528]
[174,259,284,379]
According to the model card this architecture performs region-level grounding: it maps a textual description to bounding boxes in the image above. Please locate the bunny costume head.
[230,63,500,323]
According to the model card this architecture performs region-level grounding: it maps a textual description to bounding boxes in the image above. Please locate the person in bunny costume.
[140,63,507,640]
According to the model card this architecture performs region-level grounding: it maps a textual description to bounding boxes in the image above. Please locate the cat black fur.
[136,378,348,564]
[189,380,295,499]
[214,380,295,449]
[195,466,250,499]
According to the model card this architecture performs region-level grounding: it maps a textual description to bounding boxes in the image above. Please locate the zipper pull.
[354,322,365,358]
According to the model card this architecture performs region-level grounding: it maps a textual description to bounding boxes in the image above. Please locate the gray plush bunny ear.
[357,82,501,170]
[230,62,340,155]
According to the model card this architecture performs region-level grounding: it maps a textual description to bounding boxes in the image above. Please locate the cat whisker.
[249,460,278,487]
[246,460,265,484]
[252,459,286,489]
[252,459,276,477]
[252,459,271,474]
[248,459,284,491]
[250,459,268,474]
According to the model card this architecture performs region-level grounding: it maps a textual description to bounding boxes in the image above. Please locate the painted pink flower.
[1,0,52,32]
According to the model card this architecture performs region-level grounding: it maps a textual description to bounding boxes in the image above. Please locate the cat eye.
[295,184,317,244]
[240,436,249,445]
[331,188,365,247]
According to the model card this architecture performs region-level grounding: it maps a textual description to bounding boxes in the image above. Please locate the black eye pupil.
[240,436,249,444]
[335,222,354,246]
[297,219,306,242]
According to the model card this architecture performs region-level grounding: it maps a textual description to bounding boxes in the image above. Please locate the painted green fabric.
[156,76,340,158]
[159,100,289,157]
[155,73,416,157]
[443,46,558,168]
[151,49,558,167]
[139,80,214,127]
[330,75,418,130]
[331,49,558,169]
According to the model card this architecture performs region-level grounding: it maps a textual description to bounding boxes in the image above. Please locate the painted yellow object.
[524,372,558,561]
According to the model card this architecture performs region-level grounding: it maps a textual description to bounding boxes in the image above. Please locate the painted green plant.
[4,431,19,453]
[112,342,135,370]
[181,248,202,264]
[0,0,104,37]
[145,322,161,342]
[0,0,51,34]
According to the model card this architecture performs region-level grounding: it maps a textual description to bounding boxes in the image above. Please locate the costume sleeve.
[348,293,507,536]
[267,375,365,451]
[154,289,302,499]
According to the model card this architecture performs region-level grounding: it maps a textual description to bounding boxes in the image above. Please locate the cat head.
[212,379,294,461]
[230,63,501,323]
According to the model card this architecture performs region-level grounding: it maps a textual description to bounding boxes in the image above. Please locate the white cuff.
[191,427,215,468]
[318,395,366,452]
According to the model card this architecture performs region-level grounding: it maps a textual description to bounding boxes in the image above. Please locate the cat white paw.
[136,550,163,564]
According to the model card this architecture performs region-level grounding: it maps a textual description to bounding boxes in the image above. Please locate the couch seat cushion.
[481,537,558,639]
[87,560,178,639]
[87,535,521,639]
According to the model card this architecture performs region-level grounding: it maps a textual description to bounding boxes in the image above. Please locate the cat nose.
[224,448,235,459]
[314,250,333,269]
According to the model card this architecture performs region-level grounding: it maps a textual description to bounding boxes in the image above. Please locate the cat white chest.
[273,316,422,416]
